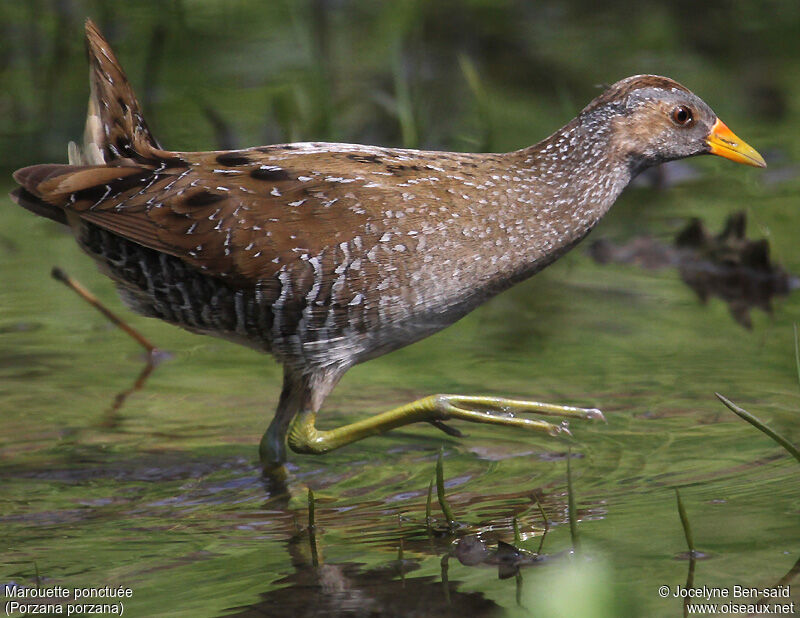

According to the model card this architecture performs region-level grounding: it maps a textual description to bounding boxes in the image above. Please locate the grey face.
[619,87,717,167]
[578,76,720,174]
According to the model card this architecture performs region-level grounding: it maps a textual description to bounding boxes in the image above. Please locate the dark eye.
[671,106,693,126]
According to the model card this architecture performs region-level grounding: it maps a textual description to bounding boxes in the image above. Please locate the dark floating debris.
[589,211,798,328]
[453,535,542,579]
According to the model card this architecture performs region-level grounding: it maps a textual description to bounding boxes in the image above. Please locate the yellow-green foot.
[287,393,604,455]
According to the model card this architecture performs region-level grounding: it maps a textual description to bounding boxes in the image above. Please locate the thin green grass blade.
[716,393,800,465]
[458,53,493,151]
[393,47,418,149]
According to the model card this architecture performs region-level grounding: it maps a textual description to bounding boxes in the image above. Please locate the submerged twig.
[436,447,456,527]
[716,393,800,465]
[51,267,159,357]
[566,448,579,551]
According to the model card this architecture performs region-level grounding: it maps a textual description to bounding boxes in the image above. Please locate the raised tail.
[12,19,163,222]
[71,18,161,165]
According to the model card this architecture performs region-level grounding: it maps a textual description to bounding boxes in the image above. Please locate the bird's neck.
[488,117,633,286]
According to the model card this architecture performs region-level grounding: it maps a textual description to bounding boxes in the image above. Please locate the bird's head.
[581,75,766,173]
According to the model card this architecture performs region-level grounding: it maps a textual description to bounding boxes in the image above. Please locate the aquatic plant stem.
[533,493,550,529]
[674,488,695,554]
[567,448,579,551]
[716,393,800,465]
[436,447,456,527]
[426,478,434,530]
[675,488,697,618]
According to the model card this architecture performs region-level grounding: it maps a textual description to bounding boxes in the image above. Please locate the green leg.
[259,367,319,479]
[287,394,605,455]
[260,417,291,480]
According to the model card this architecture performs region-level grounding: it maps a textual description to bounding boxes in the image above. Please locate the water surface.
[1,3,799,617]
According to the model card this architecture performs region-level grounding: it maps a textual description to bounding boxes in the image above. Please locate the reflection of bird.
[11,20,765,474]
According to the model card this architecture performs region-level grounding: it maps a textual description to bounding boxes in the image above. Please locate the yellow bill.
[706,118,766,168]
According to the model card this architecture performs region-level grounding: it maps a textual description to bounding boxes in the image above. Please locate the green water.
[2,3,800,617]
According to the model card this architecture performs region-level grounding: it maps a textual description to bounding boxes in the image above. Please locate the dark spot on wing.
[216,152,253,166]
[114,136,135,158]
[73,184,110,204]
[346,154,382,164]
[256,145,298,153]
[183,189,227,207]
[251,167,291,181]
[154,155,190,170]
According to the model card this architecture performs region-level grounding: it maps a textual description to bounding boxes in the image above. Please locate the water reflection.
[226,557,501,618]
[101,360,157,428]
[589,211,798,328]
[222,461,573,617]
[225,506,552,617]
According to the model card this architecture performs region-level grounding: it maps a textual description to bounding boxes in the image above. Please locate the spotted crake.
[12,20,765,474]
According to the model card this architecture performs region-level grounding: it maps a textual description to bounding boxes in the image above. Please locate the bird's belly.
[73,224,504,370]
[76,224,278,352]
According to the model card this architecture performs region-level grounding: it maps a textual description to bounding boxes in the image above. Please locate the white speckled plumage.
[12,23,765,466]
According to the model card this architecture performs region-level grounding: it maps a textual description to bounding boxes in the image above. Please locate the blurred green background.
[1,2,799,617]
[2,0,797,165]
